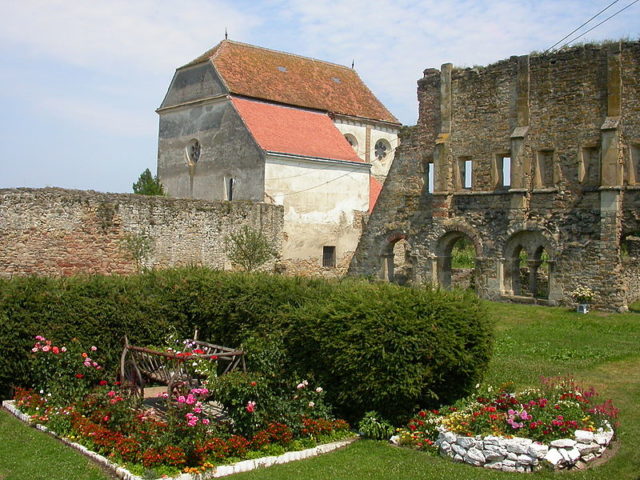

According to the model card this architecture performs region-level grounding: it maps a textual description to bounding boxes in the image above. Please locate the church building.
[156,40,400,275]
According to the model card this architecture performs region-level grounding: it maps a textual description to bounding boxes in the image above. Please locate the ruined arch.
[379,232,413,284]
[621,231,640,307]
[434,226,483,290]
[503,230,555,299]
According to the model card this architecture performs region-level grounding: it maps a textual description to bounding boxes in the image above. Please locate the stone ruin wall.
[351,41,640,310]
[0,188,283,277]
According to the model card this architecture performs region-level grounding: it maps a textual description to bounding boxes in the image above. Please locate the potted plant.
[571,285,594,313]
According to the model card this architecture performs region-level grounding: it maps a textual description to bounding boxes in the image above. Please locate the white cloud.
[39,95,156,138]
[1,0,261,74]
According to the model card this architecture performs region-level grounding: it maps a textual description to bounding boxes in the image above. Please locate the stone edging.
[2,400,357,479]
[433,426,614,472]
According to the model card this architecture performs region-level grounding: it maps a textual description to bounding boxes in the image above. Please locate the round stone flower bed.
[435,425,614,472]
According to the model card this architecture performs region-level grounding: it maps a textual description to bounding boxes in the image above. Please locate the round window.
[375,139,390,161]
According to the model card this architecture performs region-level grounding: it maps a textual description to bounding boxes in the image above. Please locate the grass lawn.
[2,301,639,480]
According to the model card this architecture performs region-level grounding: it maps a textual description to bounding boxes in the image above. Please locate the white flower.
[315,387,323,393]
[308,401,315,408]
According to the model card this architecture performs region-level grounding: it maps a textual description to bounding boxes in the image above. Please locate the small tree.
[225,226,278,272]
[133,168,165,196]
[120,231,154,273]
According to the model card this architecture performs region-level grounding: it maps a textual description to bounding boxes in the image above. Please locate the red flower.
[75,373,84,379]
[210,355,218,360]
[52,346,60,354]
[250,381,257,387]
[99,380,108,386]
[418,411,427,418]
[193,349,205,354]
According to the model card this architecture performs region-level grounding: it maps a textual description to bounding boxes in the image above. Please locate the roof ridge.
[221,39,355,72]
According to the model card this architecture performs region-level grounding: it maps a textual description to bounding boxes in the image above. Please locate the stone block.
[544,448,563,466]
[550,438,576,448]
[456,436,476,449]
[464,447,485,466]
[527,442,549,458]
[575,429,595,443]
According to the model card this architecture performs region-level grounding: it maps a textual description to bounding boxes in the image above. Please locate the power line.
[556,0,639,50]
[545,0,622,53]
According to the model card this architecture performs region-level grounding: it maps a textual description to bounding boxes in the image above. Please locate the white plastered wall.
[333,117,400,182]
[264,154,370,274]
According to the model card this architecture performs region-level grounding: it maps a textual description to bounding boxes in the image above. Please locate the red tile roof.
[369,176,383,212]
[187,40,399,124]
[231,97,363,163]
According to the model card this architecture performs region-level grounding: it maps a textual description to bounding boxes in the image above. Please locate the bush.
[358,411,395,440]
[0,268,494,425]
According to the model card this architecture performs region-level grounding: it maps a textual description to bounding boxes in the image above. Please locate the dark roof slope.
[185,40,399,124]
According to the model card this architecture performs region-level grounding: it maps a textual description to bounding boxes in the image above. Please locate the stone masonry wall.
[0,188,283,277]
[351,41,640,311]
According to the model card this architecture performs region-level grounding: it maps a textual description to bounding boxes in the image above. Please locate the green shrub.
[286,283,492,423]
[0,268,493,426]
[358,411,395,440]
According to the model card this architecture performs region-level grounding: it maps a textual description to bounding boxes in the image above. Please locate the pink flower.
[202,418,210,425]
[296,383,306,390]
[193,407,202,414]
[42,345,50,352]
[52,346,60,354]
[31,347,38,353]
[91,346,97,351]
[103,415,110,422]
[107,391,116,397]
[177,396,186,403]
[61,347,67,353]
[35,335,45,341]
[185,394,196,405]
[246,401,256,413]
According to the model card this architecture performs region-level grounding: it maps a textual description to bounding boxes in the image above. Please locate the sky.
[1,0,638,193]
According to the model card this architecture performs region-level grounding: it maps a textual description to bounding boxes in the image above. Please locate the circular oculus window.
[375,139,390,161]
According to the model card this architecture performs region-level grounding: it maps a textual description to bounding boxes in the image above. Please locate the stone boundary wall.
[434,426,614,473]
[0,188,283,277]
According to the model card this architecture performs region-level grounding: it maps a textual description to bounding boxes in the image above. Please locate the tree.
[120,231,154,273]
[133,168,165,196]
[225,226,278,272]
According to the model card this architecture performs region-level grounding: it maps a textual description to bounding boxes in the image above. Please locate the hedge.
[0,268,493,423]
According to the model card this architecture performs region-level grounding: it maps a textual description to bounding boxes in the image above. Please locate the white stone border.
[433,425,614,473]
[3,400,357,479]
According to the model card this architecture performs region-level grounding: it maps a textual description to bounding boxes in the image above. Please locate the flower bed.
[12,334,354,478]
[393,378,618,472]
[3,399,356,479]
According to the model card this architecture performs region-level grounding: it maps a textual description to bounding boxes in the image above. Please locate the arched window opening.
[451,236,476,290]
[503,231,553,300]
[436,232,477,291]
[381,236,412,285]
[517,246,529,296]
[621,233,640,309]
